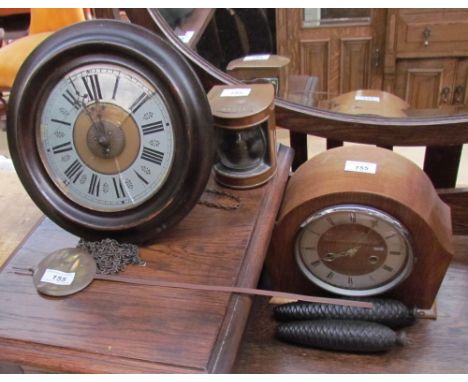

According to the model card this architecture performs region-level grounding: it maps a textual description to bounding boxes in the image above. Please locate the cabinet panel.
[407,69,443,108]
[394,58,457,109]
[340,38,371,93]
[300,40,329,98]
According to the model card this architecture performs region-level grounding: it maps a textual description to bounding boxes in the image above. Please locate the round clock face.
[38,63,174,212]
[295,204,414,296]
[8,20,214,242]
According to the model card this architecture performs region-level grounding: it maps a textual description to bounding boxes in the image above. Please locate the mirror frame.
[123,9,468,147]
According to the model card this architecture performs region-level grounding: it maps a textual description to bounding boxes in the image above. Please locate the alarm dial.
[38,63,174,212]
[295,205,413,296]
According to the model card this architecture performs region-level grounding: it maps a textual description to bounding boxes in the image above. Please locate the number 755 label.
[344,160,377,174]
[40,269,75,286]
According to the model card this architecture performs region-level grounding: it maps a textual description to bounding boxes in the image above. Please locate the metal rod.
[95,274,373,309]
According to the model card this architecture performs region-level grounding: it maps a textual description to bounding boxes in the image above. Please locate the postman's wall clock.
[7,20,214,243]
[267,146,453,308]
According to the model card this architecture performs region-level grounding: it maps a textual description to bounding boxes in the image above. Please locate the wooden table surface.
[0,146,294,373]
[2,144,468,373]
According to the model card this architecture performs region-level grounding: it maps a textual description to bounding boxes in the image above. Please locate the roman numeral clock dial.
[8,20,214,242]
[39,63,175,212]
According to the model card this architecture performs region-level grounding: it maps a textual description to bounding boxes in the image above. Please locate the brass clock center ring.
[86,120,125,159]
[73,102,141,175]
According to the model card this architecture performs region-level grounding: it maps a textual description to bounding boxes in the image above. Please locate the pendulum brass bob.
[33,247,96,297]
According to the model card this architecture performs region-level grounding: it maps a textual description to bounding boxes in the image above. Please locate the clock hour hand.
[79,98,111,155]
[68,77,110,154]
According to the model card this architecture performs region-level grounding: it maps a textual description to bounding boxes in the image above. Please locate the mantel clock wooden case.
[268,146,453,309]
[209,84,277,189]
[7,20,214,243]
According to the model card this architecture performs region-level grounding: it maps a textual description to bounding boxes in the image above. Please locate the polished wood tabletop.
[0,146,293,373]
[1,143,468,373]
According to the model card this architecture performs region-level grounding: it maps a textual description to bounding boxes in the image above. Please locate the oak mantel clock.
[7,20,214,243]
[268,146,454,309]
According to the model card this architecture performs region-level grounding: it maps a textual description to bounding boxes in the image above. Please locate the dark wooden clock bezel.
[7,20,214,243]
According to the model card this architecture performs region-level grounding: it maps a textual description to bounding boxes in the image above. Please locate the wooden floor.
[0,123,43,265]
[0,170,42,266]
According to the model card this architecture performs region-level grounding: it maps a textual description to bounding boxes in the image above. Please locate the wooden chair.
[0,8,30,42]
[0,8,86,120]
[275,105,468,235]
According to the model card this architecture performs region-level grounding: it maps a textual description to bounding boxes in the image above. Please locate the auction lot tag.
[40,269,75,286]
[344,160,377,174]
[243,54,271,61]
[354,95,380,102]
[220,88,252,97]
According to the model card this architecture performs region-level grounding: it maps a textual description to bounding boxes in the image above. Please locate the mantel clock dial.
[8,20,214,243]
[268,146,453,308]
[294,204,413,297]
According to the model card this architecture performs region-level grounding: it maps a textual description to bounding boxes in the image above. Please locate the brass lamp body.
[208,84,277,189]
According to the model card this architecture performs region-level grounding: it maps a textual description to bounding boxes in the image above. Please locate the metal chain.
[77,238,145,275]
[197,188,241,211]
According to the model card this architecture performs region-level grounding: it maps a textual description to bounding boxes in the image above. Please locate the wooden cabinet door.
[276,9,386,100]
[394,58,457,109]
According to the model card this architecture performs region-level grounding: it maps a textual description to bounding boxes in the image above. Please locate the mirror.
[98,9,468,233]
[121,8,468,157]
[154,8,468,120]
